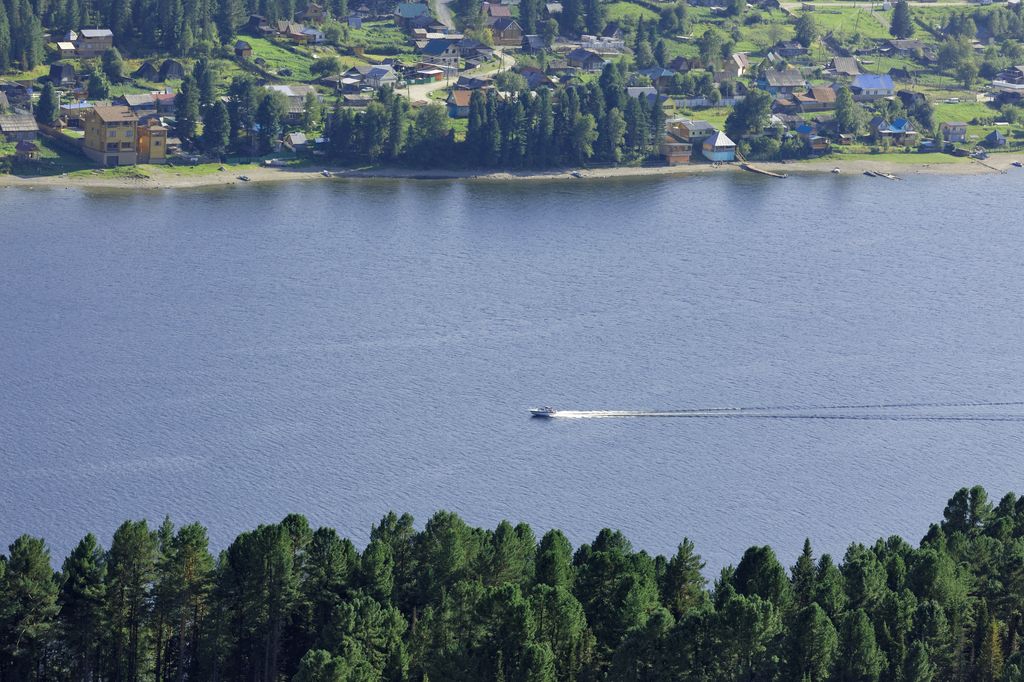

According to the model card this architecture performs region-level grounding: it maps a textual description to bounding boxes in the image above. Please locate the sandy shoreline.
[0,154,1018,190]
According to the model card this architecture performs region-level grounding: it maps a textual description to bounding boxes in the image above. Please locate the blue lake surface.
[2,171,1024,571]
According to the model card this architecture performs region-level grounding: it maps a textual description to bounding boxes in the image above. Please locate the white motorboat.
[530,406,557,418]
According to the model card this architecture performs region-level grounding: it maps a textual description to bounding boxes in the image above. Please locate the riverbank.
[0,153,1019,190]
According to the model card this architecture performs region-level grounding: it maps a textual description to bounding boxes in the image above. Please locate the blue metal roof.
[852,74,893,90]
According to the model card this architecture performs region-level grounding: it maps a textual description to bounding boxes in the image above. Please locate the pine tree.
[193,59,217,108]
[386,95,405,160]
[104,520,158,682]
[834,86,864,135]
[0,536,59,679]
[58,534,107,681]
[795,13,817,48]
[36,82,59,125]
[977,618,1004,682]
[519,0,538,34]
[535,530,573,589]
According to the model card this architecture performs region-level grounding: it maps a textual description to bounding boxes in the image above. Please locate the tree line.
[0,0,352,71]
[4,485,1024,681]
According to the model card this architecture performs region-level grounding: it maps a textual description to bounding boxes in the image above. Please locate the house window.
[154,140,161,146]
[108,129,117,138]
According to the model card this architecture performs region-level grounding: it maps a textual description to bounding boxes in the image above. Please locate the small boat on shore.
[1013,161,1023,168]
[831,168,841,174]
[530,407,557,418]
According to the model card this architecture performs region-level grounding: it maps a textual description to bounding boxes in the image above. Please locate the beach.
[0,154,1018,190]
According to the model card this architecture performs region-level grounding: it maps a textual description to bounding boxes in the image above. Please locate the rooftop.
[92,105,138,123]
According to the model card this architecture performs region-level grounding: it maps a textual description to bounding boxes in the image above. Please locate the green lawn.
[932,100,998,125]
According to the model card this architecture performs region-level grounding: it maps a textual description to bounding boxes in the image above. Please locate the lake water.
[3,171,1024,572]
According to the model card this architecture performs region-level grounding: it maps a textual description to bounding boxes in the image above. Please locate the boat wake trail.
[545,401,1024,422]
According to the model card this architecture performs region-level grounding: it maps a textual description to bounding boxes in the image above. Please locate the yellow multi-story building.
[137,118,168,164]
[82,105,139,166]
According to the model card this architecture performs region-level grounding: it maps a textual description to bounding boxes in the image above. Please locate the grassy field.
[606,1,660,21]
[247,37,318,80]
[347,21,415,55]
[801,6,893,40]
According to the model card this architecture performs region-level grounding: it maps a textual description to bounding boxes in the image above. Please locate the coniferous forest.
[1,485,1023,681]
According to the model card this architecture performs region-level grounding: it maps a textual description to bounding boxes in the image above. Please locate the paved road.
[401,48,516,103]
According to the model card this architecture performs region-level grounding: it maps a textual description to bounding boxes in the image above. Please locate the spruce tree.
[102,47,125,81]
[890,0,914,39]
[175,76,201,141]
[36,82,59,125]
[202,99,231,155]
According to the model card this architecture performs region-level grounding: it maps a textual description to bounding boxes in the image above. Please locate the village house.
[778,86,837,113]
[76,29,114,58]
[659,131,692,165]
[482,2,512,24]
[267,84,320,123]
[984,129,1007,147]
[566,48,606,72]
[672,119,716,145]
[455,75,494,90]
[447,89,473,117]
[0,82,33,111]
[295,2,326,22]
[283,132,309,152]
[60,101,94,128]
[420,39,461,71]
[760,68,806,95]
[602,22,624,40]
[395,2,431,28]
[849,74,894,101]
[136,118,168,163]
[235,40,253,58]
[639,67,675,90]
[247,14,275,35]
[153,92,177,115]
[518,66,553,89]
[457,38,495,62]
[119,93,158,116]
[364,65,399,88]
[828,56,861,77]
[543,2,562,17]
[940,121,968,143]
[521,34,545,53]
[0,114,39,142]
[869,116,917,145]
[490,17,523,46]
[56,41,77,58]
[701,130,736,161]
[721,52,750,79]
[772,41,807,59]
[83,105,138,166]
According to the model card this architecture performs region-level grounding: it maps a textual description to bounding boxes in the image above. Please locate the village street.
[401,48,516,103]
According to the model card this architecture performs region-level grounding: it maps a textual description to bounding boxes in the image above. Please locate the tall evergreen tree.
[890,0,914,38]
[36,82,59,125]
[202,99,231,155]
[175,76,201,141]
[0,536,59,680]
[104,520,158,682]
[58,534,107,681]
